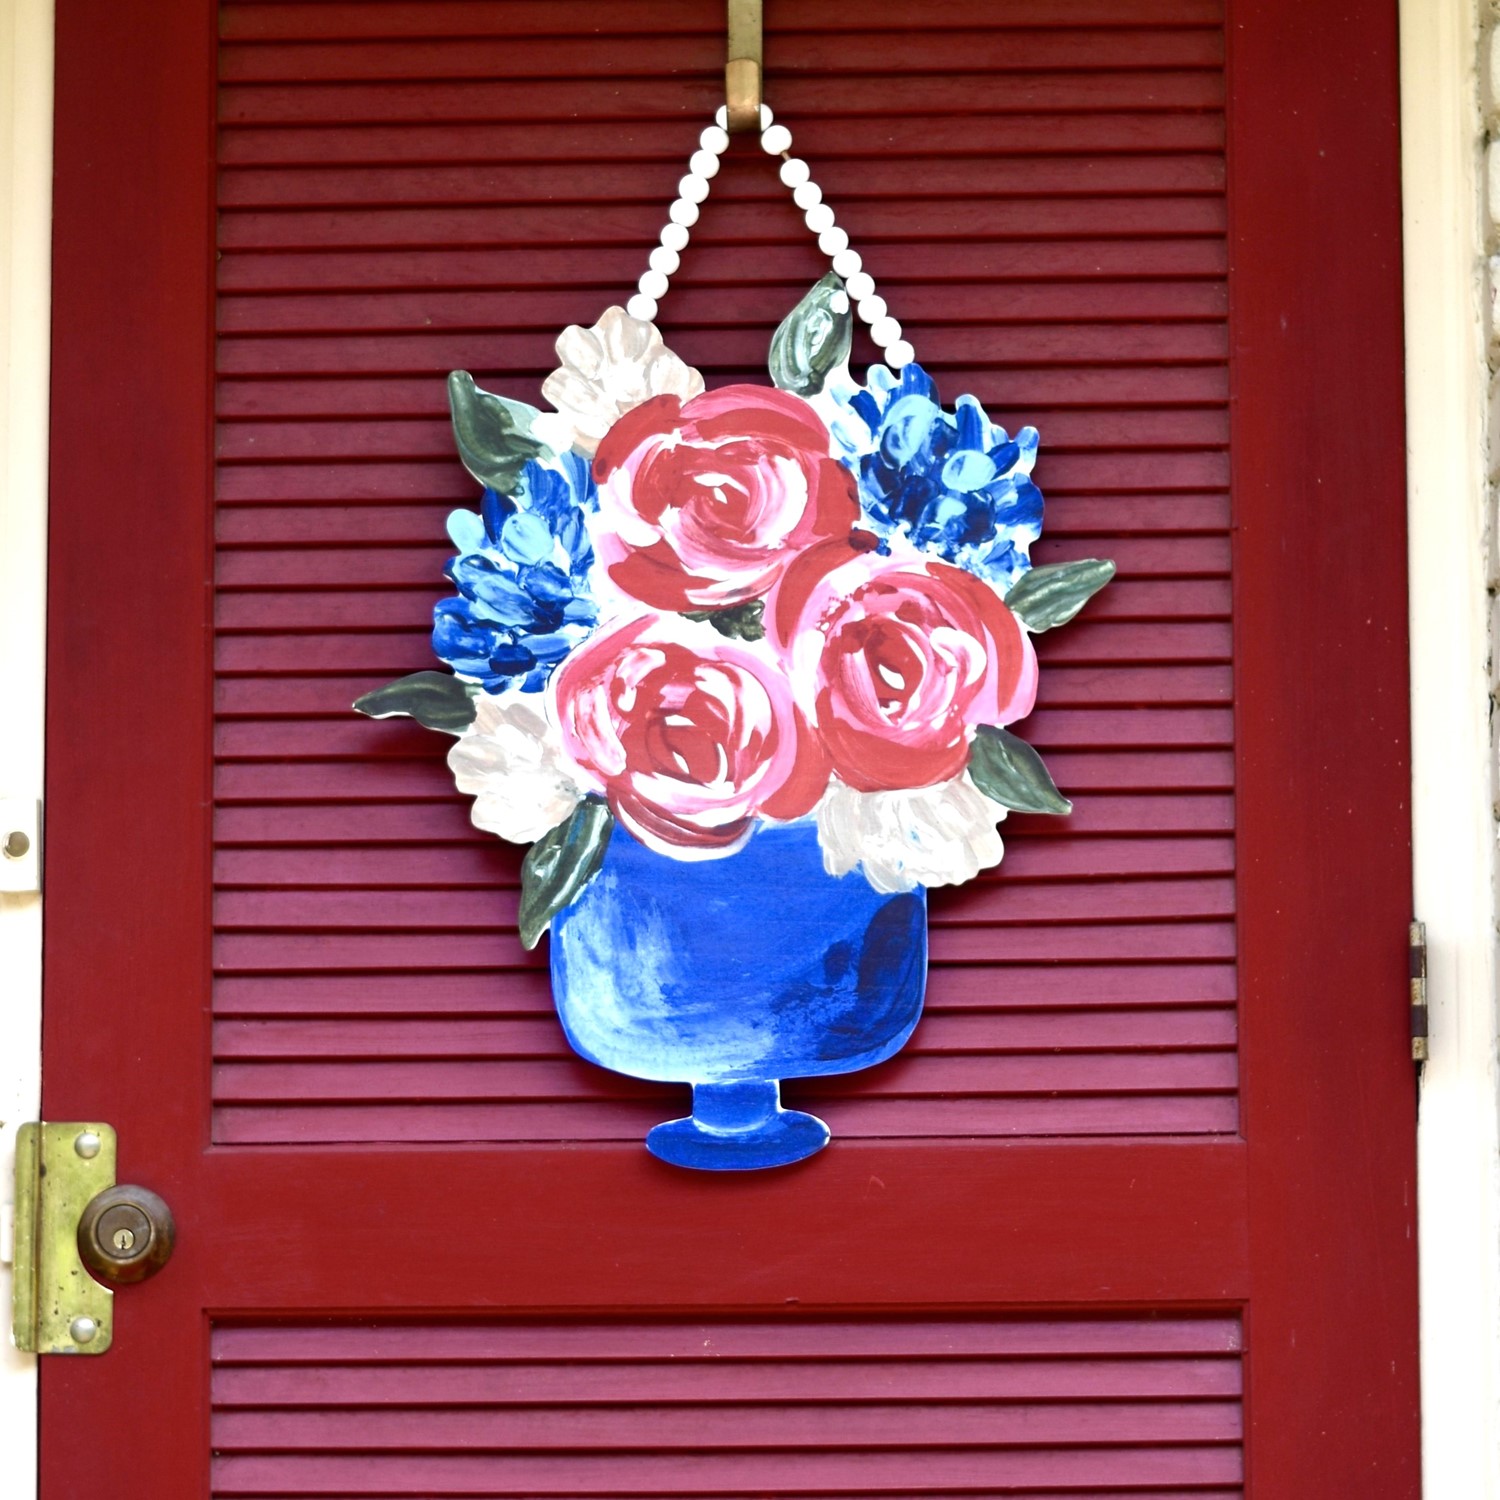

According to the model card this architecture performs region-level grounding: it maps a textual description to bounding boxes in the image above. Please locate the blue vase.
[549,822,928,1170]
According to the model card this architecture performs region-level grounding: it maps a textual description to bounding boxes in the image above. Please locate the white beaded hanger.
[625,106,917,371]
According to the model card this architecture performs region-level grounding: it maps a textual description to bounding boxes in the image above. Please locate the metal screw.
[74,1132,101,1160]
[70,1317,98,1344]
[112,1227,137,1253]
[2,830,29,860]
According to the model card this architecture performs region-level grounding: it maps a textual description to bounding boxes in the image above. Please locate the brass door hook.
[726,0,763,132]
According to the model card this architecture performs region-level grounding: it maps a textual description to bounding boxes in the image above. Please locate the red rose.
[771,537,1038,793]
[551,613,830,856]
[591,384,858,611]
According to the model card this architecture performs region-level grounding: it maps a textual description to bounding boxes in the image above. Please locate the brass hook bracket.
[726,0,762,133]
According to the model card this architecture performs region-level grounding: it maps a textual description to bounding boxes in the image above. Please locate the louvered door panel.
[211,0,1236,1147]
[43,0,1420,1492]
[211,1315,1244,1497]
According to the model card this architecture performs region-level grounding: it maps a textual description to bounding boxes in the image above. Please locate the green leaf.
[968,724,1072,816]
[518,798,614,950]
[353,672,480,735]
[1004,558,1116,633]
[447,370,551,494]
[768,273,853,396]
[682,599,766,642]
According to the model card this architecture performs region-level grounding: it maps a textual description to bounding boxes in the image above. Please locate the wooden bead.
[761,123,793,155]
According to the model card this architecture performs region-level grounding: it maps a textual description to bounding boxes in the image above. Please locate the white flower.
[816,774,1007,894]
[541,306,704,455]
[447,691,585,845]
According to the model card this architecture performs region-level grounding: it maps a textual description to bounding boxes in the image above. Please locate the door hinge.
[11,1122,117,1354]
[1409,920,1429,1066]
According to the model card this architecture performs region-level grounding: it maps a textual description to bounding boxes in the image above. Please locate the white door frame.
[0,0,53,1492]
[1403,0,1500,1492]
[2,1,1496,1492]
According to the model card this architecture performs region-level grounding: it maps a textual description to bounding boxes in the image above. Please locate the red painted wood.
[206,1313,1249,1496]
[43,0,217,1495]
[219,0,1225,38]
[214,1099,1244,1143]
[217,157,1226,205]
[214,278,1230,332]
[212,961,1238,1013]
[213,1007,1238,1059]
[1226,0,1420,1492]
[219,30,1224,82]
[218,74,1227,127]
[220,1311,1244,1359]
[42,0,1416,1493]
[214,323,1229,374]
[175,1141,1255,1307]
[215,1348,1243,1401]
[215,1402,1246,1450]
[215,238,1230,289]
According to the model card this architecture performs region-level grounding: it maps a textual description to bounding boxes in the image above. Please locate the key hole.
[113,1227,136,1253]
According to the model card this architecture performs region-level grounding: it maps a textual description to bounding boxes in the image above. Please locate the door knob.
[77,1184,175,1285]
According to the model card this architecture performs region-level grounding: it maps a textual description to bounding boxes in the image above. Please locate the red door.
[43,0,1418,1494]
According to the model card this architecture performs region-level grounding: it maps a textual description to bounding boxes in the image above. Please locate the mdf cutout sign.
[356,114,1114,1169]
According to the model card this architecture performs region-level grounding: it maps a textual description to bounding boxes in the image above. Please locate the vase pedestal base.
[646,1080,829,1171]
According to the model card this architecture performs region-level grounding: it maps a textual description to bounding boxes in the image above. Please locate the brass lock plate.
[12,1122,115,1354]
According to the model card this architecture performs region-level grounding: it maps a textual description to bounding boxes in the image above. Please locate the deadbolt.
[77,1184,175,1285]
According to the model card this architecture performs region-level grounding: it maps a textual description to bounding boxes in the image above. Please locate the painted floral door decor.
[356,112,1114,1169]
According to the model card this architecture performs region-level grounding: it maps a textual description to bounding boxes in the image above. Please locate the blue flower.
[431,451,600,693]
[832,362,1043,593]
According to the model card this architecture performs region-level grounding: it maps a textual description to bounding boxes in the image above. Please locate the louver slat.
[213,0,1237,1145]
[210,1317,1244,1498]
[219,1,1224,40]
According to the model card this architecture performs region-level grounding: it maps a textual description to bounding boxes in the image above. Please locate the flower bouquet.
[357,280,1113,1168]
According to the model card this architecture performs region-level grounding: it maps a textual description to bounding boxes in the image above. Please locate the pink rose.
[771,536,1038,793]
[551,614,830,856]
[591,385,859,611]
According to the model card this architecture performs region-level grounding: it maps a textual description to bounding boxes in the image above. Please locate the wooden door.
[42,0,1419,1494]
